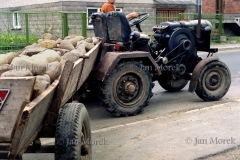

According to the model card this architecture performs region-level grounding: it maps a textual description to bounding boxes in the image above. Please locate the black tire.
[55,103,91,160]
[195,61,231,101]
[158,74,188,92]
[99,61,154,117]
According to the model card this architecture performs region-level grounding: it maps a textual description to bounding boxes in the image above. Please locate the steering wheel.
[129,13,149,27]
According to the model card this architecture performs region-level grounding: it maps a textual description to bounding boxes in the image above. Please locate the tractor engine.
[150,20,213,73]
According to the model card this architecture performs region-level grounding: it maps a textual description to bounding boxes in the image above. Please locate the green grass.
[0,34,39,53]
[211,36,240,45]
[226,36,240,43]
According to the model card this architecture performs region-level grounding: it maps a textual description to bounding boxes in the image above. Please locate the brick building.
[202,0,240,36]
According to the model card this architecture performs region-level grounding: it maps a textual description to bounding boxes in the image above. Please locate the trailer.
[0,41,101,159]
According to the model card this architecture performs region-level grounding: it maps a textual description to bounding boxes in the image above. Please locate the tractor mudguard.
[188,56,219,93]
[92,51,161,82]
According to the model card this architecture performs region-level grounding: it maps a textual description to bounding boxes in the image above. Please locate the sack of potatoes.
[0,32,99,99]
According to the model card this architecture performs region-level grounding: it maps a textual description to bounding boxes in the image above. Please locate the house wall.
[202,0,240,23]
[0,1,197,38]
[224,0,240,23]
[224,0,240,14]
[202,0,216,13]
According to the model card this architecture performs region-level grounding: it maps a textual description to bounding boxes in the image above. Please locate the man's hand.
[126,12,138,19]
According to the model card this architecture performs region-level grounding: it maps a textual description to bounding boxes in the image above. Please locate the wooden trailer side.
[0,77,35,142]
[9,80,59,157]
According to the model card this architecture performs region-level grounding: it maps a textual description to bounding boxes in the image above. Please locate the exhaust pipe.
[196,0,202,40]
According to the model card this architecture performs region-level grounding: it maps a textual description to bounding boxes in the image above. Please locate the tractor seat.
[91,11,131,43]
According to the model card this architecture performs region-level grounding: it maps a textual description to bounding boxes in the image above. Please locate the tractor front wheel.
[195,61,231,101]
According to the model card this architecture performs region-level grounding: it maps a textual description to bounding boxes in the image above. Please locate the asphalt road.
[23,49,240,160]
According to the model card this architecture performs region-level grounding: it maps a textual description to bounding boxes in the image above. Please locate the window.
[116,8,122,12]
[87,7,123,29]
[87,8,101,29]
[156,9,184,24]
[13,12,21,29]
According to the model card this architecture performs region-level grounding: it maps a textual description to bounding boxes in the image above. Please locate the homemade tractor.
[90,11,231,117]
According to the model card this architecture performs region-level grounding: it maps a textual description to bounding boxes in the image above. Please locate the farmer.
[101,0,138,19]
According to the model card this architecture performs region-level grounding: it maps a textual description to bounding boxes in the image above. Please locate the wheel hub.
[81,144,89,156]
[124,82,136,94]
[205,71,222,90]
[117,75,139,103]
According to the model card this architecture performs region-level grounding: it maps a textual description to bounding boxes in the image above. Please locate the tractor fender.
[188,56,219,93]
[92,51,161,82]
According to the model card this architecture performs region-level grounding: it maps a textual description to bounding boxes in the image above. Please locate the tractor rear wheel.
[195,61,231,101]
[99,61,154,117]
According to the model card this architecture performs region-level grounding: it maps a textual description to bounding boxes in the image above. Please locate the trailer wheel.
[99,61,154,117]
[158,75,188,92]
[195,61,231,101]
[55,103,91,160]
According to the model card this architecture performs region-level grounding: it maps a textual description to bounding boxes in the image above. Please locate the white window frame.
[87,7,123,29]
[13,12,21,29]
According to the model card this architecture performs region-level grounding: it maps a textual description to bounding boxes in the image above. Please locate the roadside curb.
[211,43,240,51]
[195,145,240,160]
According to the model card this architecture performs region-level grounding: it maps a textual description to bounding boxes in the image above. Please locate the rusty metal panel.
[188,56,219,93]
[93,51,161,81]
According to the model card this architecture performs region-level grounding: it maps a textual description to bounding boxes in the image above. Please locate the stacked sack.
[0,32,99,99]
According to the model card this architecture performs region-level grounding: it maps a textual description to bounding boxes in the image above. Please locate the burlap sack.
[53,48,69,56]
[38,39,44,44]
[70,49,84,57]
[75,36,85,42]
[1,68,33,77]
[56,38,62,44]
[62,52,79,62]
[11,57,47,75]
[0,64,11,75]
[45,61,62,82]
[32,74,51,99]
[38,74,51,83]
[20,46,46,56]
[58,40,75,50]
[64,35,76,40]
[85,37,93,43]
[69,38,78,47]
[77,40,94,52]
[0,52,18,65]
[76,44,86,55]
[31,49,61,64]
[92,37,99,45]
[42,33,58,40]
[39,40,57,49]
[85,43,94,52]
[69,36,85,47]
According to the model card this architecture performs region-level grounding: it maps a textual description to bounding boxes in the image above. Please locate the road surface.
[23,49,240,160]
